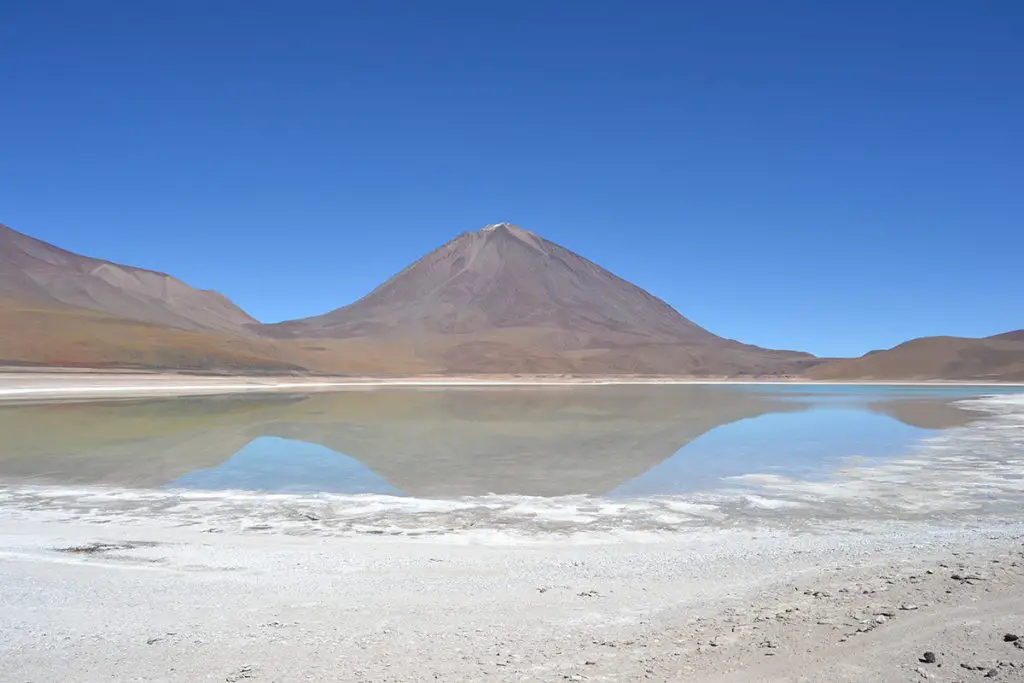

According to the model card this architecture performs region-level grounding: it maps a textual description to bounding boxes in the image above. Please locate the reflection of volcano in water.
[0,388,985,497]
[254,388,811,496]
[0,387,803,496]
[169,436,401,494]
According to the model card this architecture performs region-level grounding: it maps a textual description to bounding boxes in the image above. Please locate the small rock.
[226,666,256,682]
[875,615,889,625]
[900,604,919,611]
[1004,633,1019,642]
[145,637,163,645]
[985,669,999,678]
[921,652,938,664]
[584,660,596,666]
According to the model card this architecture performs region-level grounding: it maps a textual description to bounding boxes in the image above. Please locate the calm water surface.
[0,385,1021,534]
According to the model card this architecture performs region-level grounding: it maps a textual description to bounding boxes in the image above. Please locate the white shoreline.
[0,371,1022,401]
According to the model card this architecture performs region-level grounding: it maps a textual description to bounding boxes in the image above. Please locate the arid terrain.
[810,331,1024,382]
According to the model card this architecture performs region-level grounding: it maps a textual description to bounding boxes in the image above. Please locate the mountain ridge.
[2,218,1018,379]
[808,330,1024,381]
[0,223,256,334]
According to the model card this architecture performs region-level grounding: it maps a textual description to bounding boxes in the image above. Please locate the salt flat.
[1,517,1022,682]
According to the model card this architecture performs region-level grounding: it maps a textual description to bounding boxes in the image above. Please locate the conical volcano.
[262,223,815,376]
[266,223,713,341]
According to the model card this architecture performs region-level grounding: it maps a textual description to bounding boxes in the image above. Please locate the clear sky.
[2,1,1021,358]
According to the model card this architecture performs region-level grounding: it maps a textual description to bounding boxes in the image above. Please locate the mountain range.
[0,221,1019,379]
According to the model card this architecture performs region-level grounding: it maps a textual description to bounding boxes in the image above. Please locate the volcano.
[261,223,816,376]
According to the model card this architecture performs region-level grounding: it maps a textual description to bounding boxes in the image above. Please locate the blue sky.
[1,1,1020,357]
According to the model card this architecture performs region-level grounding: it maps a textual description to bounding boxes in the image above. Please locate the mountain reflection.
[0,387,985,497]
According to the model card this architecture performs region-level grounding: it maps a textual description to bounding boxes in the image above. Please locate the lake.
[0,385,1021,537]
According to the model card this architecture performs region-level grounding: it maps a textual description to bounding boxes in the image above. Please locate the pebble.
[921,651,937,664]
[1004,633,1019,642]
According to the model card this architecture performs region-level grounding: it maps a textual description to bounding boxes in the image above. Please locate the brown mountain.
[266,223,714,340]
[261,223,817,376]
[7,219,1018,380]
[1,220,817,375]
[809,331,1024,382]
[0,222,316,373]
[0,222,256,333]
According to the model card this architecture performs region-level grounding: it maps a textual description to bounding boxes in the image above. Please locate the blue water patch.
[167,436,402,495]
[745,384,1022,402]
[611,408,934,497]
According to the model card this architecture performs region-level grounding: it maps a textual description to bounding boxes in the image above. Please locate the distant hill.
[808,331,1024,382]
[990,330,1024,343]
[261,223,817,376]
[0,223,254,334]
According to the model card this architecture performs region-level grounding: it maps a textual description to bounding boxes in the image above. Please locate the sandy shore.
[1,370,1021,401]
[1,516,1022,682]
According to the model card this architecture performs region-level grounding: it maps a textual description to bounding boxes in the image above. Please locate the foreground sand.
[1,516,1023,682]
[1,369,1021,401]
